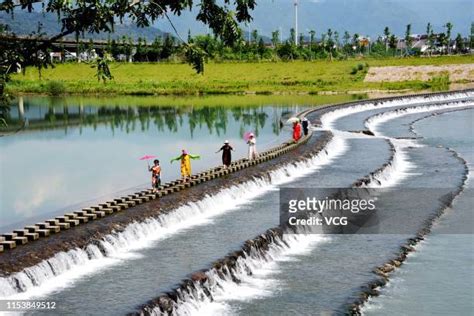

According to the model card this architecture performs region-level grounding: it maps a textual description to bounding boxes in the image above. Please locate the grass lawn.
[7,55,474,96]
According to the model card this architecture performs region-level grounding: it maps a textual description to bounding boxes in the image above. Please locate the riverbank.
[7,56,474,96]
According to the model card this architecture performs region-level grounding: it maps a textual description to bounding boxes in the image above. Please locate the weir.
[0,90,472,313]
[126,90,473,316]
[0,126,313,254]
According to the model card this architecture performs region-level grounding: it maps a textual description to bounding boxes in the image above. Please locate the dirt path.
[364,63,474,82]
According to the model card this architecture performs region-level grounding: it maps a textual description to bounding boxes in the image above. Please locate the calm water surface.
[0,95,362,232]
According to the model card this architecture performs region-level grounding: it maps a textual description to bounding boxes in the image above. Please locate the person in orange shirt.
[148,159,161,192]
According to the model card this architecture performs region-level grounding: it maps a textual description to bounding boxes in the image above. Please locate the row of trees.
[78,21,473,64]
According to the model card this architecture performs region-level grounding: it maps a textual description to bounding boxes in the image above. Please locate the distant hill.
[0,11,170,42]
[2,0,472,42]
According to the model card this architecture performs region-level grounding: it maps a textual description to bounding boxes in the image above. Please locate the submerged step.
[0,240,16,250]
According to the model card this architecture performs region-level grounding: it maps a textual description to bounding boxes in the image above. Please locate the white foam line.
[0,136,347,300]
[169,93,474,315]
[359,102,474,188]
[320,92,473,130]
[365,101,474,137]
[151,234,329,316]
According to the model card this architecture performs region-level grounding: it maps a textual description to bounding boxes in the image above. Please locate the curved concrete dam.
[0,90,473,315]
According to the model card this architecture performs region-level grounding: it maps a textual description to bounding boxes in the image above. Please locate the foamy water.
[162,93,474,315]
[0,135,347,300]
[363,108,474,316]
[2,93,472,315]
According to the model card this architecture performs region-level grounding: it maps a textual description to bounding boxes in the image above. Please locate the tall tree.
[289,28,296,46]
[383,26,390,52]
[271,30,280,48]
[334,31,339,50]
[160,35,175,59]
[343,31,351,47]
[426,22,433,56]
[454,33,464,53]
[298,33,304,48]
[471,22,474,50]
[352,33,360,53]
[251,29,259,44]
[404,24,412,55]
[257,37,266,57]
[388,34,397,56]
[309,30,316,46]
[444,22,453,54]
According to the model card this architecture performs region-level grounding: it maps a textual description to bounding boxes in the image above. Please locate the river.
[0,92,472,315]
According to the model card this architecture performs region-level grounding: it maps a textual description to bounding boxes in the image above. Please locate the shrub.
[428,74,450,91]
[350,67,358,75]
[357,63,364,71]
[46,80,65,96]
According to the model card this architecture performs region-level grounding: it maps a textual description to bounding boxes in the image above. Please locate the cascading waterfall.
[0,135,347,300]
[320,91,473,130]
[157,92,474,315]
[358,110,473,315]
[365,101,474,136]
[361,101,474,188]
[143,233,327,316]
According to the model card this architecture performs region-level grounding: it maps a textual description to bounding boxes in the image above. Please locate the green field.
[7,55,474,96]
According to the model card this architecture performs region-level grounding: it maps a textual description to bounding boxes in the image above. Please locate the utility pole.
[294,0,299,45]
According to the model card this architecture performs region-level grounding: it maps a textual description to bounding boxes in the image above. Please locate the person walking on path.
[293,120,302,142]
[247,133,258,160]
[170,150,200,182]
[148,159,161,192]
[216,140,234,168]
[301,117,309,136]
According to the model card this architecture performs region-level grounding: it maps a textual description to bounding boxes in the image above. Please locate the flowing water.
[364,108,474,315]
[2,95,349,233]
[171,94,472,316]
[0,93,472,315]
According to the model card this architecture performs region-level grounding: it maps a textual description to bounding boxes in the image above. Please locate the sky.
[156,0,473,39]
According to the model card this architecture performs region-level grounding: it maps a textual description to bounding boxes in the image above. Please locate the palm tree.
[444,22,453,54]
[389,34,397,56]
[251,29,259,45]
[309,30,316,46]
[352,33,360,53]
[471,22,474,50]
[343,31,351,55]
[271,30,280,48]
[383,26,390,53]
[426,22,433,56]
[404,24,412,56]
[454,33,464,53]
[290,28,296,46]
[308,30,316,60]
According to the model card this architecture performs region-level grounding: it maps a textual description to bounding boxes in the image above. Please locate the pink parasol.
[139,155,157,161]
[243,132,254,142]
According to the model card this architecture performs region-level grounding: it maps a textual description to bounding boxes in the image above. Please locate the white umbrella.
[286,117,300,124]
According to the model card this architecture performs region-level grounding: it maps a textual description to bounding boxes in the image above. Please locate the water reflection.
[2,97,287,138]
[0,94,366,232]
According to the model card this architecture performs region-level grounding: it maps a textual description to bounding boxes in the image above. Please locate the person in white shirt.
[247,133,258,160]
